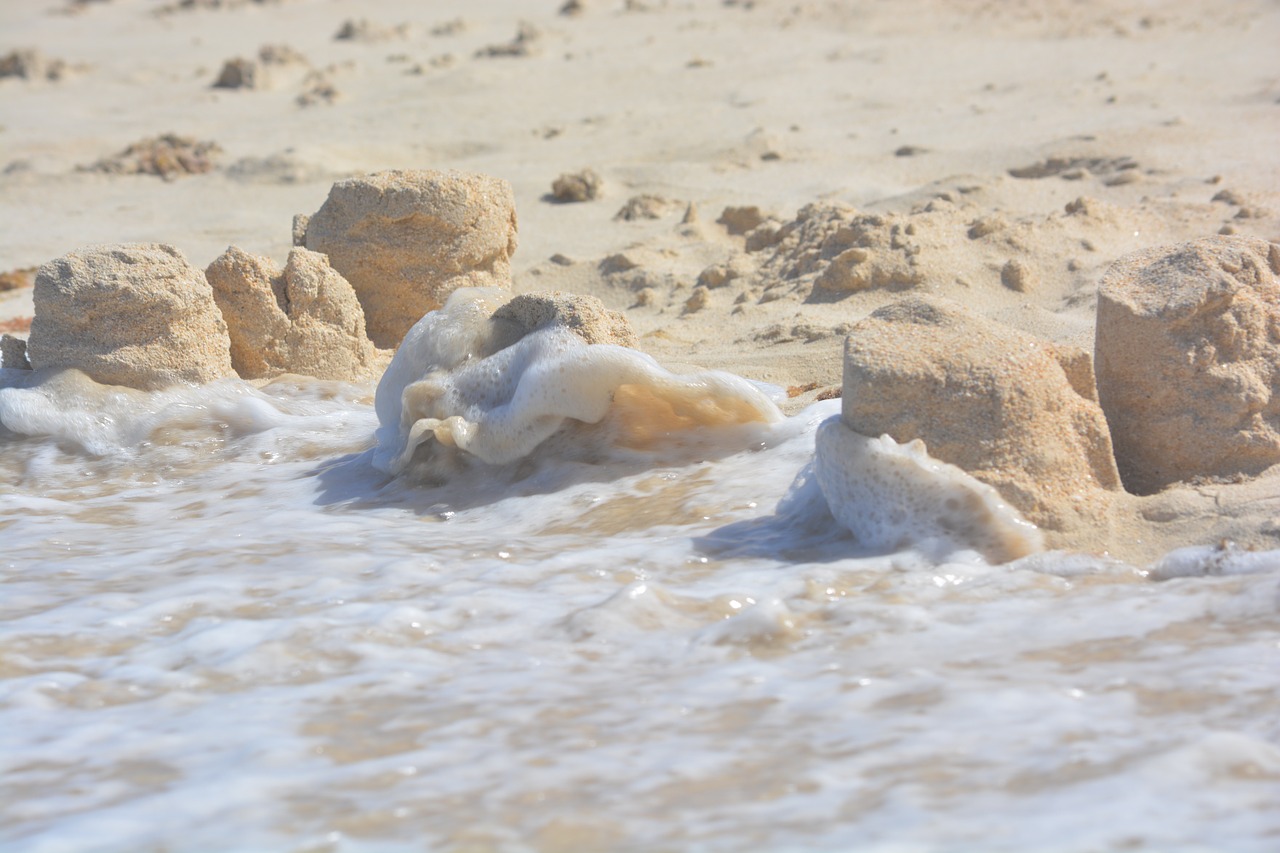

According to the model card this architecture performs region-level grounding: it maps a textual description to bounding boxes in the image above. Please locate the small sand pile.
[297,71,339,107]
[475,22,542,58]
[212,58,263,89]
[82,134,221,181]
[0,268,36,292]
[550,169,603,203]
[333,19,410,42]
[614,195,681,221]
[213,44,309,90]
[158,0,286,13]
[0,49,72,82]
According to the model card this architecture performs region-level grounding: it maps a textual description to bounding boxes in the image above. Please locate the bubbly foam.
[373,288,783,478]
[813,416,1044,563]
[2,357,1278,853]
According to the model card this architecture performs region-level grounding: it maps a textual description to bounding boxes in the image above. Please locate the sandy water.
[1,368,1279,853]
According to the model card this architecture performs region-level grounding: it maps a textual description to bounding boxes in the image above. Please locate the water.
[2,363,1279,853]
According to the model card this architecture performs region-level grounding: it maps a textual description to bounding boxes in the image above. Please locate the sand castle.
[5,167,1280,563]
[206,246,376,381]
[300,170,519,348]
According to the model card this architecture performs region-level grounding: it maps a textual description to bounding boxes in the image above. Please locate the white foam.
[372,288,783,476]
[1150,542,1280,579]
[813,415,1043,563]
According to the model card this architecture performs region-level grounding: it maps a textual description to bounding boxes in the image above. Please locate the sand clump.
[614,195,681,221]
[82,134,221,181]
[205,246,376,381]
[302,170,518,348]
[1095,235,1280,495]
[837,296,1122,543]
[0,268,36,292]
[754,203,926,297]
[491,292,637,348]
[333,18,410,42]
[27,243,234,390]
[1,335,30,370]
[0,49,73,82]
[717,205,768,236]
[550,169,603,203]
[475,22,541,58]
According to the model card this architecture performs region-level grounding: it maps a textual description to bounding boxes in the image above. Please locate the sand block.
[206,246,376,381]
[1096,235,1280,494]
[28,244,234,390]
[303,170,518,348]
[840,296,1121,537]
[1,335,30,370]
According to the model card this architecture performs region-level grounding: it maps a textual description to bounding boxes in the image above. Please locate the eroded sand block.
[490,292,636,348]
[814,419,1043,563]
[839,296,1121,538]
[28,244,234,390]
[1096,236,1280,494]
[373,288,780,477]
[1,335,30,370]
[206,246,375,381]
[304,170,518,348]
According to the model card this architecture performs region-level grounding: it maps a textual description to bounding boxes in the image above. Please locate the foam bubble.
[1150,542,1280,579]
[813,415,1043,563]
[372,288,784,476]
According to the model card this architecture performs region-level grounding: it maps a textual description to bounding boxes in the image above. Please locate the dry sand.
[2,0,1279,563]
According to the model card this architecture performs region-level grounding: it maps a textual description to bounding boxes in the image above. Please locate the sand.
[2,0,1279,563]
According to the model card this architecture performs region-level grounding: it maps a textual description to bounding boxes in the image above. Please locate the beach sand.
[2,0,1279,561]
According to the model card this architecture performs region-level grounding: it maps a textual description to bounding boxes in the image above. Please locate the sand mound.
[550,169,603,203]
[303,170,518,348]
[28,244,233,389]
[1096,235,1280,494]
[491,292,637,348]
[81,134,221,181]
[838,296,1121,541]
[0,49,72,82]
[206,246,376,381]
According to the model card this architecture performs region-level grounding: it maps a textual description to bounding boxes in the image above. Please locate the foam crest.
[372,288,783,476]
[1150,542,1280,579]
[0,367,367,461]
[813,416,1043,563]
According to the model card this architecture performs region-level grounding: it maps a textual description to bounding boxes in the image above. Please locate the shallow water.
[2,368,1279,853]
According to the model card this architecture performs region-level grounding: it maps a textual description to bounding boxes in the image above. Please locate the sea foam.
[372,288,784,478]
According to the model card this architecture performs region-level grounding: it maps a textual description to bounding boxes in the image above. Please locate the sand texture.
[1,0,1278,561]
[302,169,518,348]
[206,245,378,381]
[27,243,234,389]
